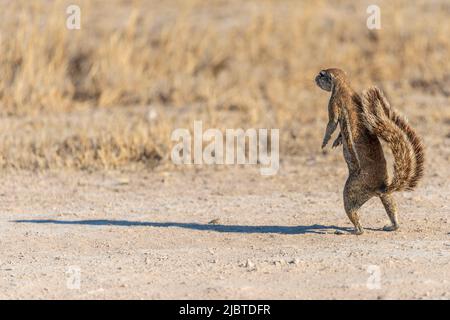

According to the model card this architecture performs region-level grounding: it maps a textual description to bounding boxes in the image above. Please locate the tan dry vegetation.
[0,0,449,170]
[0,1,449,300]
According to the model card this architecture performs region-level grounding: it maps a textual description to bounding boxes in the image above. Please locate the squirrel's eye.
[319,71,326,77]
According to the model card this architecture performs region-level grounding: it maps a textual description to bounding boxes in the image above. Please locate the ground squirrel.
[315,68,424,235]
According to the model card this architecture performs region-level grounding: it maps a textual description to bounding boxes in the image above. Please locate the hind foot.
[382,224,399,232]
[353,227,364,235]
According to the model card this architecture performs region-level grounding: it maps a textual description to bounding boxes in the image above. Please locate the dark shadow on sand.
[12,219,352,235]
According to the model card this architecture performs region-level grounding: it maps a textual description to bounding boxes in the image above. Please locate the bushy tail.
[361,87,424,193]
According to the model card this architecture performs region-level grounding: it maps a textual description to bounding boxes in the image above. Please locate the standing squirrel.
[315,68,424,235]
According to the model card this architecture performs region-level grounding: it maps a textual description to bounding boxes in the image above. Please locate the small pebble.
[208,218,220,225]
[245,259,255,269]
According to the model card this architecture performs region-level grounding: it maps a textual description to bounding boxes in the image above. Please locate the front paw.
[321,137,330,149]
[332,137,342,148]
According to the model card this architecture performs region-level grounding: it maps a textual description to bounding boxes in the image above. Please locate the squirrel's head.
[315,68,348,92]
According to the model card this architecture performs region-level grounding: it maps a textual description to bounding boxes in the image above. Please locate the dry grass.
[0,0,449,170]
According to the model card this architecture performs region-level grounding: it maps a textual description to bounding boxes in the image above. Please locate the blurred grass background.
[0,0,449,170]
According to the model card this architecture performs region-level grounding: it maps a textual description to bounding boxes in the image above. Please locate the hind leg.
[343,177,373,235]
[380,193,399,231]
[345,208,364,235]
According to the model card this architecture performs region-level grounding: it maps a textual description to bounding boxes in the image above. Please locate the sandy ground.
[0,152,448,299]
[1,0,449,300]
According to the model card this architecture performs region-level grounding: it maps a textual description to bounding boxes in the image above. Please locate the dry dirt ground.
[1,0,449,300]
[0,151,448,299]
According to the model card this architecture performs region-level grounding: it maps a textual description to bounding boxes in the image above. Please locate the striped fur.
[361,86,425,192]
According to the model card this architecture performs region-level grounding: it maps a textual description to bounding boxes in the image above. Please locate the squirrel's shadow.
[12,219,352,235]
